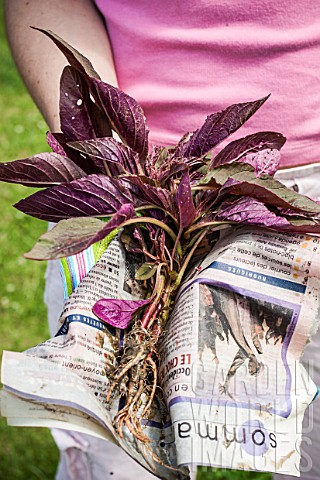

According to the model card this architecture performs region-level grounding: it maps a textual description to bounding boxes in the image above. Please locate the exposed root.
[102,285,180,476]
[106,347,145,403]
[105,323,160,442]
[141,357,157,419]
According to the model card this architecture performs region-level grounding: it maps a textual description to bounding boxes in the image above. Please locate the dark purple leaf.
[157,157,205,185]
[15,174,134,221]
[90,77,149,161]
[68,137,141,176]
[93,297,150,329]
[46,132,67,156]
[0,153,86,187]
[46,132,98,173]
[276,206,317,218]
[210,131,286,169]
[170,131,191,157]
[25,204,136,260]
[185,156,207,171]
[176,170,196,229]
[199,163,320,214]
[223,177,320,214]
[59,66,97,141]
[214,196,291,227]
[33,28,100,80]
[133,226,146,248]
[190,169,207,184]
[271,207,320,232]
[34,30,115,140]
[60,66,112,142]
[122,176,177,215]
[177,96,269,158]
[157,160,188,184]
[211,197,320,233]
[87,101,112,139]
[195,189,219,215]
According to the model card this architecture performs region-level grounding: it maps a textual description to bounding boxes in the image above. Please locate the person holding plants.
[4,0,320,479]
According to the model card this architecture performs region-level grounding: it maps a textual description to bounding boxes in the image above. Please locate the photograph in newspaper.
[196,284,295,413]
[158,226,320,476]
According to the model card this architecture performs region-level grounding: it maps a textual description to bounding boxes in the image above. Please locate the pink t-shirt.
[95,0,320,167]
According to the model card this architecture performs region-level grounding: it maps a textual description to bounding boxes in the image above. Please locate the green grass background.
[0,2,61,478]
[0,2,271,478]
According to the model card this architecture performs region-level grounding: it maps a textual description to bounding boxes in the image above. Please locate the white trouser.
[272,163,320,480]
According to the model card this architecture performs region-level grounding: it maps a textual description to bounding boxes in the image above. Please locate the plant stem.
[141,273,166,329]
[184,220,230,237]
[186,229,207,250]
[191,186,217,191]
[175,229,208,286]
[127,217,183,257]
[123,217,178,244]
[171,228,182,267]
[102,159,113,176]
[135,205,179,226]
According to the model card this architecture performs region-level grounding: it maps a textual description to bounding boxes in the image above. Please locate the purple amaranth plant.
[2,28,320,446]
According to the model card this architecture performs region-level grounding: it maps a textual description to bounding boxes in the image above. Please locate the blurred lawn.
[0,2,272,479]
[0,2,60,479]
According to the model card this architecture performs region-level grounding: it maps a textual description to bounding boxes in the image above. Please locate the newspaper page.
[1,226,320,478]
[158,225,320,476]
[1,237,186,480]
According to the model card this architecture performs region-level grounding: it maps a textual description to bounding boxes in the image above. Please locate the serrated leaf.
[224,176,320,214]
[199,163,320,214]
[60,66,112,143]
[33,28,100,79]
[214,196,291,227]
[211,196,320,233]
[0,153,86,187]
[46,132,97,173]
[15,174,134,221]
[210,131,286,168]
[93,298,150,329]
[122,175,177,215]
[135,262,158,280]
[68,137,141,176]
[59,66,97,141]
[176,169,196,229]
[24,204,136,260]
[90,77,149,161]
[177,96,269,158]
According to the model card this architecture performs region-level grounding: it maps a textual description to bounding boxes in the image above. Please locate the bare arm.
[4,0,117,131]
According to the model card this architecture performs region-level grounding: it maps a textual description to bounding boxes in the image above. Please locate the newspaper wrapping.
[1,225,320,478]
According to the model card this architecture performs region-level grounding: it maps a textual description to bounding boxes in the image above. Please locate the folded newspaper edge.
[1,225,320,478]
